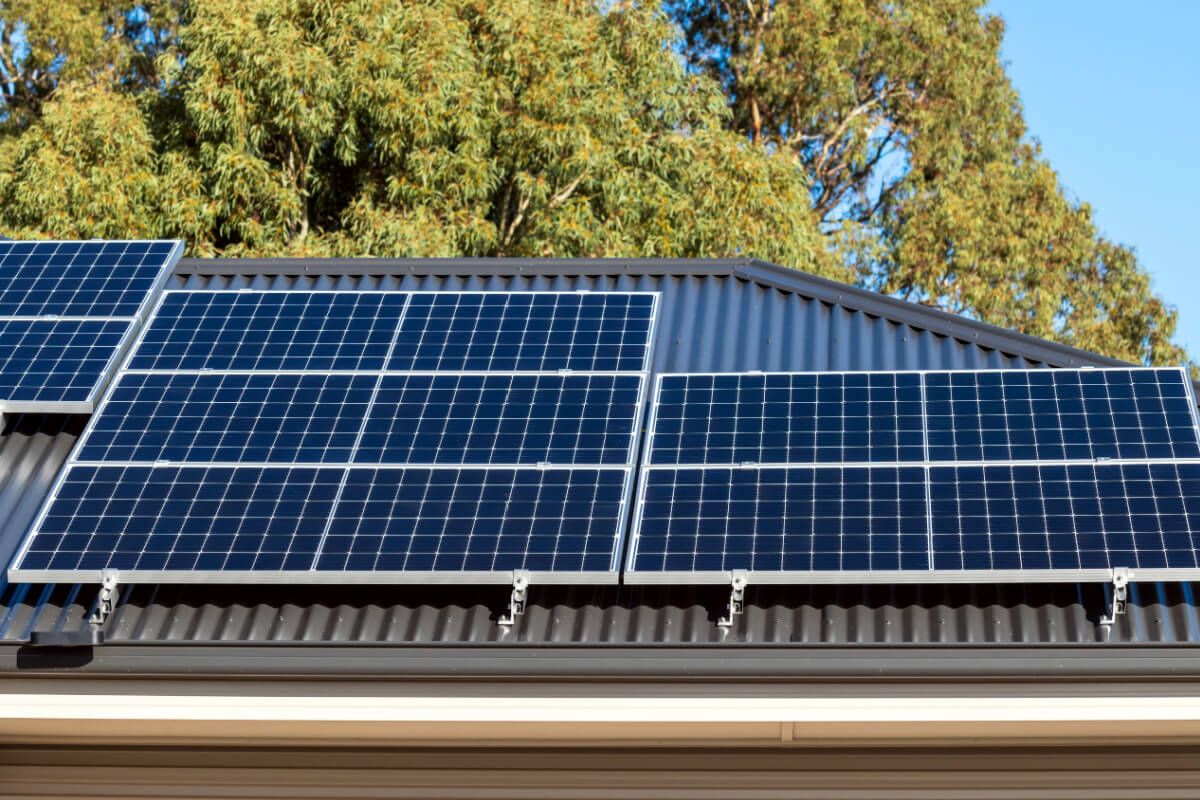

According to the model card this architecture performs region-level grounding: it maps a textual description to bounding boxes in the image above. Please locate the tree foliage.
[672,0,1185,366]
[0,0,1185,365]
[0,0,835,273]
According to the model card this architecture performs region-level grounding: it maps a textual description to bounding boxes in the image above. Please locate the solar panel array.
[9,290,658,583]
[628,368,1200,582]
[0,240,182,412]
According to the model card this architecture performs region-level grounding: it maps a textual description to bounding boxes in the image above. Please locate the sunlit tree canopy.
[0,0,1183,366]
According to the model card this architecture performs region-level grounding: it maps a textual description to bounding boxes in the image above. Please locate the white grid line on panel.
[310,293,414,568]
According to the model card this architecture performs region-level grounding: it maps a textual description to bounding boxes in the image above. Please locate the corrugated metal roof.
[0,259,1191,650]
[5,578,1194,645]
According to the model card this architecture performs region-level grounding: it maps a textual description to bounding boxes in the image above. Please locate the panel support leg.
[498,570,531,627]
[717,572,748,629]
[1099,567,1130,627]
[91,570,119,628]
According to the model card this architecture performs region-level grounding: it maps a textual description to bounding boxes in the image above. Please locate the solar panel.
[357,373,642,466]
[78,371,643,467]
[925,368,1200,461]
[75,372,378,464]
[0,239,179,318]
[627,367,1200,584]
[930,462,1200,571]
[9,290,660,584]
[127,291,410,372]
[315,467,628,575]
[16,464,629,579]
[0,318,135,407]
[389,292,656,371]
[0,239,183,413]
[649,372,924,465]
[16,464,344,572]
[631,466,929,575]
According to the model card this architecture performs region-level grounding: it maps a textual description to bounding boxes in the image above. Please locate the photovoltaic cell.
[389,292,655,371]
[925,368,1200,461]
[76,372,378,464]
[930,462,1200,571]
[631,466,929,573]
[315,467,628,573]
[0,239,178,318]
[127,291,410,371]
[649,372,924,465]
[0,318,133,404]
[16,464,343,572]
[357,373,642,466]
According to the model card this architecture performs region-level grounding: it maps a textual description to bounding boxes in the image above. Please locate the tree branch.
[551,172,586,207]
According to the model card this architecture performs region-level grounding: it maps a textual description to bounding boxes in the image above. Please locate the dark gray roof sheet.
[2,258,1193,663]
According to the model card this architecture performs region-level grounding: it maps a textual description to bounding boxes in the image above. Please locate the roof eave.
[8,641,1200,683]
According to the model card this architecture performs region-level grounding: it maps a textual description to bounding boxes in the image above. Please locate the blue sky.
[987,1,1200,359]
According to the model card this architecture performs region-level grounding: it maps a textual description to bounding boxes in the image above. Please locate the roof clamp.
[28,570,119,647]
[498,570,531,627]
[717,571,748,629]
[1099,567,1131,627]
[90,570,119,629]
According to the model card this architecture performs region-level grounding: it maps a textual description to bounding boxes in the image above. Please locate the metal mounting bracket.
[498,570,531,627]
[1099,567,1130,627]
[27,571,119,647]
[90,570,119,628]
[717,571,748,629]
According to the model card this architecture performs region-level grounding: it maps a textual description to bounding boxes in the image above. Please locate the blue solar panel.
[627,366,1200,583]
[0,240,179,318]
[357,373,642,466]
[925,368,1200,461]
[0,318,133,405]
[78,372,644,467]
[648,372,924,465]
[127,291,409,372]
[76,372,378,464]
[930,462,1200,571]
[10,289,660,583]
[315,467,628,573]
[17,464,629,576]
[0,240,181,411]
[17,464,343,572]
[631,466,929,573]
[389,292,656,371]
